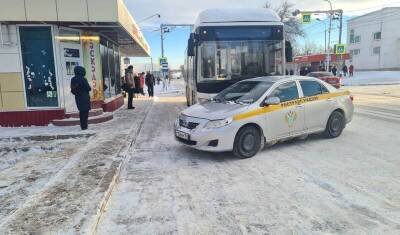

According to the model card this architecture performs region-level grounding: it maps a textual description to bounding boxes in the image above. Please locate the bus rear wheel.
[233,126,261,159]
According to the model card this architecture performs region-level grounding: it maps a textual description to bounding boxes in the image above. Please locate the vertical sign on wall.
[82,33,103,101]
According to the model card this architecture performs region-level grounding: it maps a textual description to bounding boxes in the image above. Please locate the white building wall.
[347,8,400,70]
[0,25,21,73]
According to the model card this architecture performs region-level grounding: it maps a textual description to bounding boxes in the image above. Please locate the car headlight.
[204,117,233,129]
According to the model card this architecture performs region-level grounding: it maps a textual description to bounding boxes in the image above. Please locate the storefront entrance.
[57,28,83,113]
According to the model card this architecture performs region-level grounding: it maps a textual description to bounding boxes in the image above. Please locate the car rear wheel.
[324,111,345,138]
[233,126,261,159]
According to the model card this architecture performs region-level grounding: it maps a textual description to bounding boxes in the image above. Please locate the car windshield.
[307,72,333,78]
[213,80,273,104]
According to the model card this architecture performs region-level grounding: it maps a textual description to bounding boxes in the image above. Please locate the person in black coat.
[71,66,91,130]
[145,71,155,97]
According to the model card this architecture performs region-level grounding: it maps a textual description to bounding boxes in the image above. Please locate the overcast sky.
[124,0,400,69]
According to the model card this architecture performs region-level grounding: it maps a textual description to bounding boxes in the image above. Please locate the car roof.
[243,76,319,83]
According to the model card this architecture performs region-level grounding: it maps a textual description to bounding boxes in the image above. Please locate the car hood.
[182,102,250,120]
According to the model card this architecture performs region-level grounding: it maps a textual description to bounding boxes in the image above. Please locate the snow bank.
[343,71,400,86]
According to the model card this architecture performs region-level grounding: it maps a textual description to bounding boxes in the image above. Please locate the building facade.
[0,0,150,126]
[347,7,400,71]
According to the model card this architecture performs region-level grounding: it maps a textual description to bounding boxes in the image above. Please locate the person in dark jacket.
[70,66,91,130]
[342,65,348,77]
[145,71,155,97]
[332,66,338,76]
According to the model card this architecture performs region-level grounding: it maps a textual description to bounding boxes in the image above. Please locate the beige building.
[0,0,150,126]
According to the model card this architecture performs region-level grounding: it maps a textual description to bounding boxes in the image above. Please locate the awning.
[0,0,150,57]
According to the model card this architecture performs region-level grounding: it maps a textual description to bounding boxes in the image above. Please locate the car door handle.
[327,98,334,102]
[296,105,304,108]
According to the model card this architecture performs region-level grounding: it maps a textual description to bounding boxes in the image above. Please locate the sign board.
[159,57,168,72]
[302,13,312,24]
[335,44,346,55]
[83,33,103,101]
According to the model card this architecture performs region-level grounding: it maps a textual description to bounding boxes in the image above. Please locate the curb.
[87,101,152,235]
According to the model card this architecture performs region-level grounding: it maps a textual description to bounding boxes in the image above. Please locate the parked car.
[175,76,354,158]
[306,72,341,89]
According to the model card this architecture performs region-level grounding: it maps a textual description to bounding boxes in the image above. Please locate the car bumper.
[174,119,237,152]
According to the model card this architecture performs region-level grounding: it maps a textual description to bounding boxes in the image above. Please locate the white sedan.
[175,76,354,158]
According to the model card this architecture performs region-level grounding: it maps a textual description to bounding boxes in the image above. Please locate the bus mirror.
[285,41,293,63]
[188,33,195,57]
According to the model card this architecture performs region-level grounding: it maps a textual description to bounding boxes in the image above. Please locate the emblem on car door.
[285,111,297,127]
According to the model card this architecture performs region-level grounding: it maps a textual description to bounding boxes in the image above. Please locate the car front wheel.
[233,126,261,159]
[324,111,345,138]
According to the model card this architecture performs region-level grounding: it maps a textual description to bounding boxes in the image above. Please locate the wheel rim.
[242,133,256,152]
[330,116,342,134]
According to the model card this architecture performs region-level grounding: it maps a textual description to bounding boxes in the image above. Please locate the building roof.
[348,7,400,22]
[194,8,282,28]
[0,0,150,56]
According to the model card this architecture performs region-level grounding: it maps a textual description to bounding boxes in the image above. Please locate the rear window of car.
[300,80,329,97]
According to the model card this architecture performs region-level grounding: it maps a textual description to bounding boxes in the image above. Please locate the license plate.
[175,130,189,140]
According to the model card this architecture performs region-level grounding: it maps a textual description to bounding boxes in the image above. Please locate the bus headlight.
[204,117,233,129]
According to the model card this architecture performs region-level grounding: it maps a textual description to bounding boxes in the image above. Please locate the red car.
[306,72,341,89]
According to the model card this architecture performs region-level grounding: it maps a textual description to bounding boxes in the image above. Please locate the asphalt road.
[96,84,400,234]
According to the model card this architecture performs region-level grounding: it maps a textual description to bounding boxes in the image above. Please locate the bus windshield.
[199,40,283,83]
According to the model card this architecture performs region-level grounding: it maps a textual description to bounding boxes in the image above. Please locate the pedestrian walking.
[134,73,140,97]
[125,65,136,109]
[70,66,91,130]
[349,64,354,77]
[332,66,337,76]
[342,64,348,77]
[145,71,155,97]
[140,72,145,95]
[157,76,161,85]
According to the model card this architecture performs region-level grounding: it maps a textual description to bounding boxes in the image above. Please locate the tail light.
[349,95,354,102]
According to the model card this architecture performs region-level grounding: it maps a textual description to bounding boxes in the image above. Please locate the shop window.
[19,26,58,108]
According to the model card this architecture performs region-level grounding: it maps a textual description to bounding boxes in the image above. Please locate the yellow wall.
[0,73,25,111]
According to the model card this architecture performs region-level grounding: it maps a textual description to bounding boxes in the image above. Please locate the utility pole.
[338,9,343,44]
[160,24,165,57]
[160,23,194,58]
[293,4,344,71]
[325,0,333,72]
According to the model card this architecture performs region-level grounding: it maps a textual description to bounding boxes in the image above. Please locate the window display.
[20,26,58,107]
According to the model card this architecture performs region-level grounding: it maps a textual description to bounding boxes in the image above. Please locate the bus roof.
[194,8,282,28]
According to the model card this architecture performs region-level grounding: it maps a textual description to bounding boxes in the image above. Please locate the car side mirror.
[187,33,196,57]
[263,97,281,106]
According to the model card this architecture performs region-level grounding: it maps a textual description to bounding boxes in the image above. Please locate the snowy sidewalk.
[342,71,400,86]
[0,98,154,234]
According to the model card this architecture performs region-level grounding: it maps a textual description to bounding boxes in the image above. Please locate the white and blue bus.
[184,8,293,105]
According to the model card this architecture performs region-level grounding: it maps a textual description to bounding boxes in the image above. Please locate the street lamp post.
[324,0,333,71]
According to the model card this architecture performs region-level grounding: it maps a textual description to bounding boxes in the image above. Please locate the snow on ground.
[97,87,400,234]
[0,97,155,233]
[343,71,400,86]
